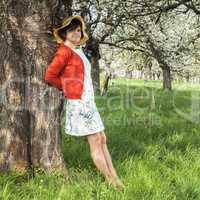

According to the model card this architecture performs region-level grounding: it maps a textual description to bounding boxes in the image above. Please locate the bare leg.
[86,131,125,190]
[100,131,125,189]
[100,132,119,178]
[86,132,112,182]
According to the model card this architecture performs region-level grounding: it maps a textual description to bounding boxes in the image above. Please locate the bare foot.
[106,176,125,190]
[113,177,125,190]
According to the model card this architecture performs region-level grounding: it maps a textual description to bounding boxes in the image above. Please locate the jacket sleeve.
[44,47,71,90]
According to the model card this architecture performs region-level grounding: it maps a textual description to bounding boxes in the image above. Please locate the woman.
[44,15,125,190]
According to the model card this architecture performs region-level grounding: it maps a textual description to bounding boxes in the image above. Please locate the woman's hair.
[58,18,84,41]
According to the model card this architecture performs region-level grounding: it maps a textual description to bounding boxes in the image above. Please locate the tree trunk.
[101,72,111,96]
[162,67,172,90]
[0,0,70,175]
[186,72,190,82]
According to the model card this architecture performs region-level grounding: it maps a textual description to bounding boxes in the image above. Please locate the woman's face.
[65,25,82,45]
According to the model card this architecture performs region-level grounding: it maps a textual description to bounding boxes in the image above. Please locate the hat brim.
[53,15,89,45]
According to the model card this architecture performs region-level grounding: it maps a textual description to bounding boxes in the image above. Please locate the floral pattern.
[64,46,105,136]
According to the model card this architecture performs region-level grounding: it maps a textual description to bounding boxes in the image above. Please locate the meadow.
[1,78,200,200]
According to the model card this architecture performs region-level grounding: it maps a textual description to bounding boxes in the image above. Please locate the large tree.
[0,0,73,174]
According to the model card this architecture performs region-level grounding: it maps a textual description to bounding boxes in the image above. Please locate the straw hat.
[53,15,89,45]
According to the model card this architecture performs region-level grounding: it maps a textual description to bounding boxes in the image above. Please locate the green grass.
[1,78,200,199]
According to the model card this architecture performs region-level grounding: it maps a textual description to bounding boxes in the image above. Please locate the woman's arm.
[44,47,71,90]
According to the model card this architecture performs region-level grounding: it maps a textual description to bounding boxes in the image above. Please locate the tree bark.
[162,66,172,90]
[0,0,70,175]
[101,72,111,96]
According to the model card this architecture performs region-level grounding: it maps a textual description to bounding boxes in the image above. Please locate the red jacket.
[44,43,84,99]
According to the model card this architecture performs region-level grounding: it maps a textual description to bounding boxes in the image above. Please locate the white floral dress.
[64,44,105,136]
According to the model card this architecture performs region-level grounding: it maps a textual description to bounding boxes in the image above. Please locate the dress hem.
[65,127,105,137]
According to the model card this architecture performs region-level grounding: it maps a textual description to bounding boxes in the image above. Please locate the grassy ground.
[1,78,200,199]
